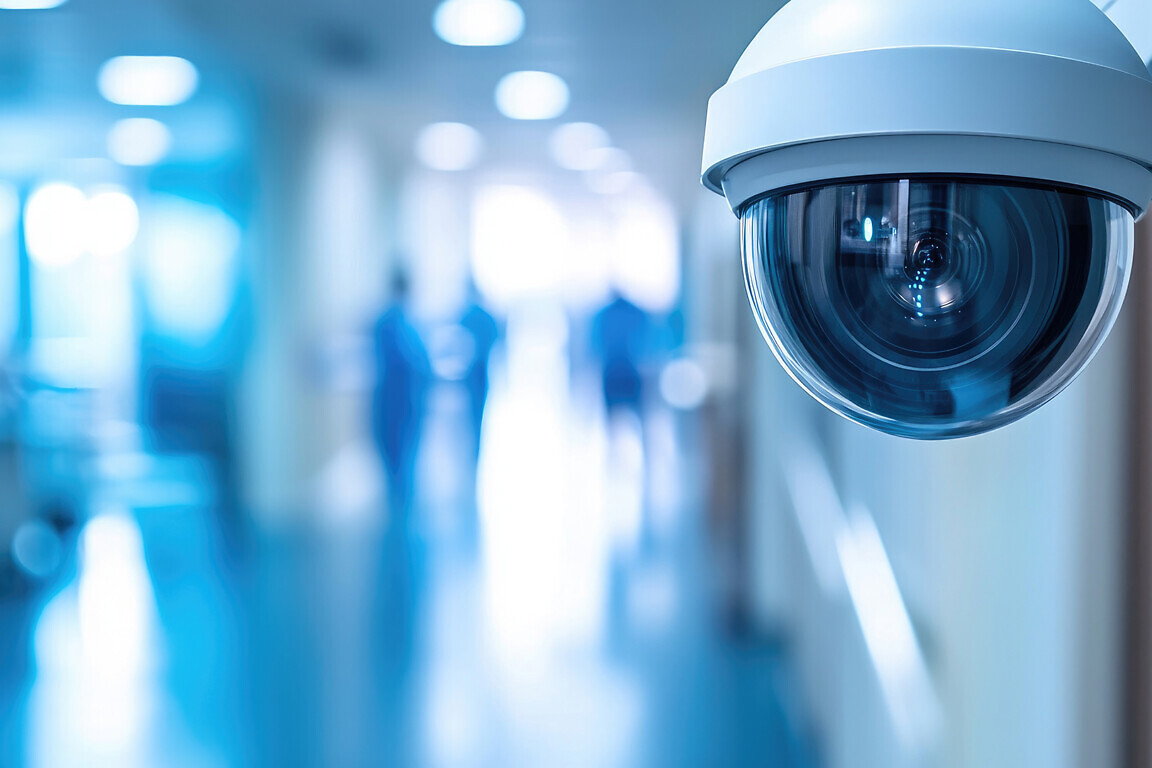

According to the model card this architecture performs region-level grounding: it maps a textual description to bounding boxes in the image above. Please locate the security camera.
[702,0,1152,438]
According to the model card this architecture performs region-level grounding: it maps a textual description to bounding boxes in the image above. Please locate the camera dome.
[742,178,1133,438]
[702,0,1152,438]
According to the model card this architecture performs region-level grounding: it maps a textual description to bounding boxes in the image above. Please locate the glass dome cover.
[741,177,1134,438]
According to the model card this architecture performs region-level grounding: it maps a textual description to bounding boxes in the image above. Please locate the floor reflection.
[6,359,815,768]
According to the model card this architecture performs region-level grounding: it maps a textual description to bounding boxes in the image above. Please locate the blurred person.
[458,286,499,462]
[369,268,434,765]
[591,289,652,418]
[371,269,432,517]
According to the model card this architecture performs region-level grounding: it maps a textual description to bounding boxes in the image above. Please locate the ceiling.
[0,0,788,206]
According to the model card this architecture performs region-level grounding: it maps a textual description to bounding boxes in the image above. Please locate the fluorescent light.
[85,190,139,256]
[0,0,67,8]
[25,183,88,268]
[415,122,484,171]
[107,118,171,166]
[98,56,198,106]
[495,71,569,121]
[549,122,611,170]
[433,0,524,46]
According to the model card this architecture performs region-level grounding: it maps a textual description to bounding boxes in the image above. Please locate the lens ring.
[884,207,984,318]
[740,178,1133,438]
[830,187,1040,371]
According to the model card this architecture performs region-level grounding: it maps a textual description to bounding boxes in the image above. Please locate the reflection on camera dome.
[742,178,1133,439]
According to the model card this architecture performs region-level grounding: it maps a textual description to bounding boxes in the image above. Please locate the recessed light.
[433,0,524,47]
[0,0,67,8]
[108,118,172,166]
[98,56,199,106]
[495,71,569,121]
[549,123,611,170]
[415,122,484,171]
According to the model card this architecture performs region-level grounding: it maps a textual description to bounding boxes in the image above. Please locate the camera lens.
[742,178,1133,438]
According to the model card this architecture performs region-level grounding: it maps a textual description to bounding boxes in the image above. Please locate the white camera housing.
[703,0,1152,438]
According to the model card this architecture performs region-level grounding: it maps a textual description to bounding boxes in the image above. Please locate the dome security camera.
[702,0,1152,439]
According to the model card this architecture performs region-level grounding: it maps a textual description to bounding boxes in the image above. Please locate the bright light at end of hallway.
[415,122,484,171]
[495,71,569,120]
[610,191,680,312]
[433,0,525,47]
[108,118,172,166]
[26,184,139,267]
[86,190,140,256]
[471,185,570,307]
[98,56,199,106]
[549,122,611,170]
[141,195,241,341]
[25,183,88,267]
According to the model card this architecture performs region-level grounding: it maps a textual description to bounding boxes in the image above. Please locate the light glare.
[433,0,524,47]
[495,71,569,121]
[471,185,570,307]
[0,0,67,7]
[415,122,484,171]
[549,123,611,171]
[660,359,709,410]
[107,118,172,166]
[610,190,680,312]
[25,184,88,268]
[98,56,199,106]
[141,196,241,341]
[0,183,19,235]
[26,185,140,266]
[584,148,636,195]
[85,191,139,256]
[12,520,62,578]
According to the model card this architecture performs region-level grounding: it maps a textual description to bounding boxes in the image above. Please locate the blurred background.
[0,0,1150,766]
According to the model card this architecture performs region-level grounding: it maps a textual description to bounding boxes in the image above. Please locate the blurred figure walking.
[459,288,499,461]
[372,270,432,516]
[591,290,651,418]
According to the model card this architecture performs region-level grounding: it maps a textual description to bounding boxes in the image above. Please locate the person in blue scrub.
[372,270,432,516]
[459,289,499,461]
[591,290,651,417]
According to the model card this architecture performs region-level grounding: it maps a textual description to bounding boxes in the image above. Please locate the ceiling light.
[0,0,67,8]
[587,171,642,196]
[98,56,199,106]
[107,118,172,166]
[495,71,569,121]
[584,148,637,194]
[549,122,611,170]
[415,122,484,171]
[433,0,524,47]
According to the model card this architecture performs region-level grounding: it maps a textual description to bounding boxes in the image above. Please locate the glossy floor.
[0,367,817,768]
